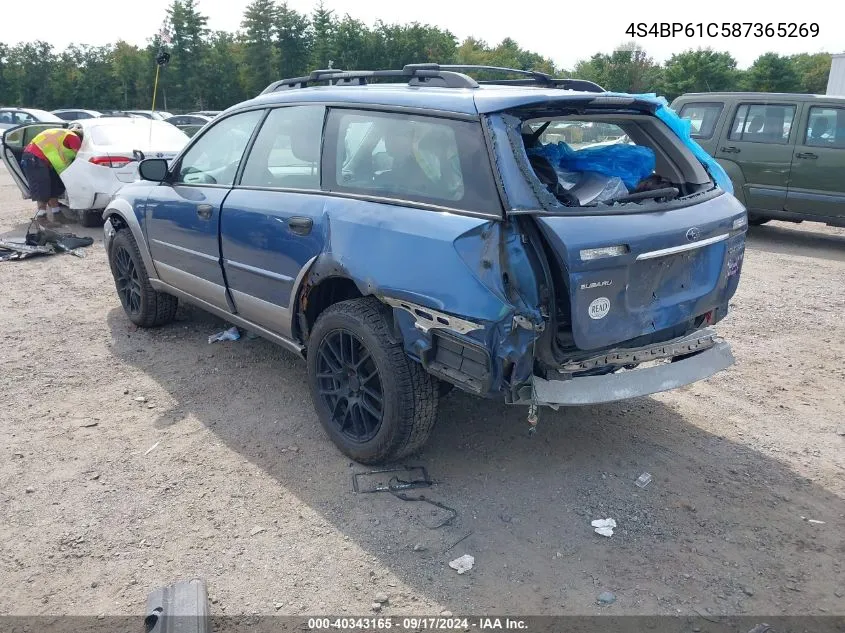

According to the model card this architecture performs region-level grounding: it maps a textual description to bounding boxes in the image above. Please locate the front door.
[220,105,327,337]
[786,104,845,220]
[145,109,264,310]
[1,123,68,198]
[715,101,799,214]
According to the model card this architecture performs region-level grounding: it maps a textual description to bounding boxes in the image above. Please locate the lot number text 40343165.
[625,22,819,38]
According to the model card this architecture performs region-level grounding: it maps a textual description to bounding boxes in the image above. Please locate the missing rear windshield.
[517,111,714,211]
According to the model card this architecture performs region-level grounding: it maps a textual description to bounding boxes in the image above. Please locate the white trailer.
[826,53,845,96]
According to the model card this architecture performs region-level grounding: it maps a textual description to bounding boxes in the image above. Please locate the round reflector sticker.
[588,297,611,320]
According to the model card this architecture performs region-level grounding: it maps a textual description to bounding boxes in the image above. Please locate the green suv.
[671,92,845,227]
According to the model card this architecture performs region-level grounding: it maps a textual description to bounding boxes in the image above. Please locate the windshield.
[90,121,189,150]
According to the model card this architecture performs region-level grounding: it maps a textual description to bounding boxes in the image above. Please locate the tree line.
[0,0,833,113]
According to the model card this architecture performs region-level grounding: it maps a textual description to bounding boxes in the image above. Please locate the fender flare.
[102,200,158,279]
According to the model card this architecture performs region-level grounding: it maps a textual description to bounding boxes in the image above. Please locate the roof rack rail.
[259,63,605,95]
[260,64,479,94]
[438,65,605,93]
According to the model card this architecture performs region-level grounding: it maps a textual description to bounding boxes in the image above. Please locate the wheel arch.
[103,200,157,279]
[296,273,366,344]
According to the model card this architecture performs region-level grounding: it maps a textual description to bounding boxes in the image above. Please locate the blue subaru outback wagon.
[103,64,747,463]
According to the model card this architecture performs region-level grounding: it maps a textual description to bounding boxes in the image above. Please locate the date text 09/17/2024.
[625,22,819,38]
[307,617,528,630]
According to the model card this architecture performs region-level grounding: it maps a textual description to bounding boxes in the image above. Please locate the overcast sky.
[1,0,839,70]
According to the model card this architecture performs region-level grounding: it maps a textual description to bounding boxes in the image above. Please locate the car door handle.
[795,152,818,159]
[196,204,213,220]
[720,146,740,153]
[288,216,313,236]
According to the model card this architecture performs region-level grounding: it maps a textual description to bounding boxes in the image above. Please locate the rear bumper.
[526,341,734,406]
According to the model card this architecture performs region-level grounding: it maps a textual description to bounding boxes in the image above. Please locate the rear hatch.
[535,194,746,350]
[484,95,747,352]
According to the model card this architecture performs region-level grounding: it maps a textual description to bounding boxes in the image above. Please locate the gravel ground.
[1,165,843,617]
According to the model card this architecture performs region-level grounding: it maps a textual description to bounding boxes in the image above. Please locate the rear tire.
[108,229,178,327]
[80,209,104,227]
[307,297,439,464]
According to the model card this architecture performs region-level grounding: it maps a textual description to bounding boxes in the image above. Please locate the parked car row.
[1,106,220,137]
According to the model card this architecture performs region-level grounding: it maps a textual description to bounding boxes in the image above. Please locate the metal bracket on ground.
[352,466,432,494]
[145,578,210,633]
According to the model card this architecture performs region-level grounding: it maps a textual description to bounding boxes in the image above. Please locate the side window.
[240,105,324,189]
[729,104,795,144]
[326,109,500,213]
[804,106,845,148]
[678,102,723,139]
[176,109,263,186]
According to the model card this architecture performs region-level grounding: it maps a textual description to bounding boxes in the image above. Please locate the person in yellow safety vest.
[20,123,84,228]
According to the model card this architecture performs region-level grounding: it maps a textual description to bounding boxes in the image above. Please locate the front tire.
[748,215,770,226]
[108,229,178,327]
[307,297,439,464]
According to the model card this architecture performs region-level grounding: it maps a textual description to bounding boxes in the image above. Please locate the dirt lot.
[1,164,843,618]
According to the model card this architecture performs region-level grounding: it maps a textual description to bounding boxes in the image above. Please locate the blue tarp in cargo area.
[528,142,655,191]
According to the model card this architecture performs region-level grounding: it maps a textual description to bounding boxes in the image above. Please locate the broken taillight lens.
[89,156,134,168]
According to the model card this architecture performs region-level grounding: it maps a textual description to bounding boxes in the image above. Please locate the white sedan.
[0,108,64,131]
[1,117,190,226]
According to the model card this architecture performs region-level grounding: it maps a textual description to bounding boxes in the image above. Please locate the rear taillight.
[89,156,134,168]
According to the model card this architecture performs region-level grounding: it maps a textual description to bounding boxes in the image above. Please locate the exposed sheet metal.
[382,296,484,335]
[558,327,718,372]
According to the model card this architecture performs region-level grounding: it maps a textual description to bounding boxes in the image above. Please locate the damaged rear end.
[476,90,747,406]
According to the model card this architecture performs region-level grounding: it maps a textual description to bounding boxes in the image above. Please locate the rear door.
[786,104,845,220]
[220,105,326,337]
[144,109,264,310]
[1,122,68,198]
[715,101,799,213]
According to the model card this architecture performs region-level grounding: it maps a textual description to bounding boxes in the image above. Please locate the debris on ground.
[800,516,825,525]
[391,492,457,529]
[374,592,389,604]
[352,466,431,493]
[144,441,160,456]
[0,229,93,261]
[448,554,474,574]
[634,472,653,488]
[134,396,148,403]
[597,591,616,605]
[591,518,617,537]
[249,526,266,536]
[145,578,210,633]
[208,326,240,343]
[444,531,473,553]
[371,602,382,612]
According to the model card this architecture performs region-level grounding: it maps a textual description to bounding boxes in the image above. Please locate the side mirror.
[138,158,168,182]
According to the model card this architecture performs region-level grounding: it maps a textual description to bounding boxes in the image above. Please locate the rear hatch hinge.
[512,314,545,332]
